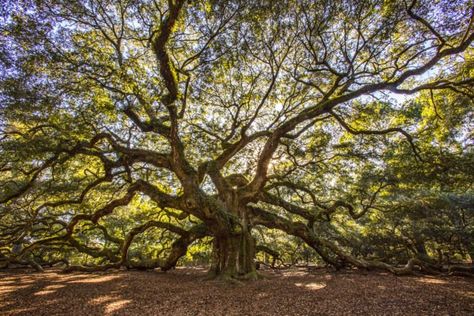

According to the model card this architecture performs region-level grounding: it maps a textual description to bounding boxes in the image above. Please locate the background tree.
[0,0,473,279]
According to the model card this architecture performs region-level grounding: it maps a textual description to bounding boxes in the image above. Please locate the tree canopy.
[0,0,473,279]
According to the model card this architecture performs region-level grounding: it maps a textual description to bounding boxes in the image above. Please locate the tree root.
[237,270,265,281]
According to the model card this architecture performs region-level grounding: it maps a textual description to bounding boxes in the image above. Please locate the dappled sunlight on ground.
[66,275,121,284]
[89,294,118,304]
[34,289,56,296]
[0,267,473,315]
[89,295,132,314]
[416,277,448,285]
[105,299,132,314]
[294,282,327,290]
[0,284,30,295]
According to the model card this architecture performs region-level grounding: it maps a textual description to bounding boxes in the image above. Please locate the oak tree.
[1,0,473,279]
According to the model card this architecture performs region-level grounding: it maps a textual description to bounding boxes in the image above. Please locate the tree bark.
[209,228,256,279]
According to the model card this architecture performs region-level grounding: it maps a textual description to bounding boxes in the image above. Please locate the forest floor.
[0,267,473,315]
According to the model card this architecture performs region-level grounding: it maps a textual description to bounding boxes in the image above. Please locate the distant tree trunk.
[415,241,428,257]
[467,248,474,265]
[436,248,443,264]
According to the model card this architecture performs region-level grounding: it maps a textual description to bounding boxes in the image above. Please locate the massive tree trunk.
[209,225,256,279]
[209,232,256,279]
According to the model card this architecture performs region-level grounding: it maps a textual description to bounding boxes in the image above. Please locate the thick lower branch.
[249,206,448,275]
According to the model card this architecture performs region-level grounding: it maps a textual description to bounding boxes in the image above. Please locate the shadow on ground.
[1,267,473,315]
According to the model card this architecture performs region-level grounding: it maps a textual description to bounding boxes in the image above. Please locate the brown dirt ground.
[0,267,473,315]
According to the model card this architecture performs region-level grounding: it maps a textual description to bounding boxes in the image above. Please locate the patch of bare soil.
[0,267,473,315]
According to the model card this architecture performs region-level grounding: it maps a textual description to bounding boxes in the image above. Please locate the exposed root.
[205,267,264,284]
[237,271,265,281]
[210,273,244,285]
